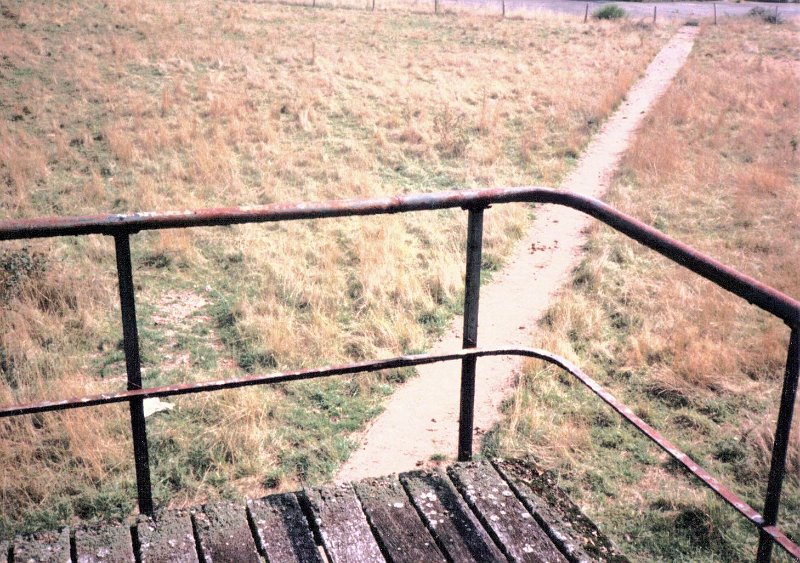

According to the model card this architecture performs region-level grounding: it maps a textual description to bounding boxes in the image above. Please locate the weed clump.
[748,6,784,24]
[593,4,626,20]
[0,248,47,304]
[433,104,469,158]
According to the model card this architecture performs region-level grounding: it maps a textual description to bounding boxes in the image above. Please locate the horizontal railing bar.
[3,345,796,558]
[0,348,544,417]
[762,526,800,560]
[2,187,798,325]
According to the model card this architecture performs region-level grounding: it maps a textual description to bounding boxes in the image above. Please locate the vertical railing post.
[114,233,154,517]
[757,327,800,562]
[457,206,485,462]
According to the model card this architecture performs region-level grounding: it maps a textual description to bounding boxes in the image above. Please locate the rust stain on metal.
[762,526,800,560]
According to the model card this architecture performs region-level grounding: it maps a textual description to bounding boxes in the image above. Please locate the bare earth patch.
[151,290,211,372]
[337,25,699,482]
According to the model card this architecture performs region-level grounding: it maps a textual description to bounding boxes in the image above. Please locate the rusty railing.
[1,187,798,561]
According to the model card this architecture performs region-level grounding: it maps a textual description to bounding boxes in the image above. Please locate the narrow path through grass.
[337,25,698,481]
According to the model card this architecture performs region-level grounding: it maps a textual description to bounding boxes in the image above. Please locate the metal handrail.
[1,187,798,323]
[1,187,798,560]
[0,346,797,558]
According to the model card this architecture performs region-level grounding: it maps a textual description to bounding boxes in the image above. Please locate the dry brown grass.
[493,18,800,561]
[0,0,672,535]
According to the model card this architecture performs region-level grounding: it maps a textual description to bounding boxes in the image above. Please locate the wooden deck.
[3,459,628,562]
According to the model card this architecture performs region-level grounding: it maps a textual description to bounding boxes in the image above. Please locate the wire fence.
[233,0,797,23]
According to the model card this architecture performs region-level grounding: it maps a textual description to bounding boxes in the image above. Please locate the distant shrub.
[748,6,784,23]
[593,4,626,20]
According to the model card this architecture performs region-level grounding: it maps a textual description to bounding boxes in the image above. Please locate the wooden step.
[401,470,506,562]
[248,493,323,563]
[137,509,199,563]
[0,458,625,563]
[302,483,385,563]
[74,523,135,562]
[194,501,261,563]
[494,458,629,562]
[354,475,446,563]
[12,528,70,563]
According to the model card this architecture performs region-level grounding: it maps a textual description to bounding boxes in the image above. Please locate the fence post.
[584,3,588,23]
[653,5,656,24]
[435,0,438,14]
[502,0,505,18]
[372,0,375,11]
[114,233,154,517]
[714,3,717,25]
[757,328,800,562]
[457,206,485,462]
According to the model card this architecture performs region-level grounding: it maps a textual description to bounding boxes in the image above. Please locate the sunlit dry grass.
[0,0,672,535]
[493,18,800,561]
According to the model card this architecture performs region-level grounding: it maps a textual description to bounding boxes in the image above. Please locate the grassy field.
[0,0,673,537]
[490,17,800,561]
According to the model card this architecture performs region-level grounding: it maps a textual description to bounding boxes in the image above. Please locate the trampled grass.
[0,0,672,537]
[490,18,800,561]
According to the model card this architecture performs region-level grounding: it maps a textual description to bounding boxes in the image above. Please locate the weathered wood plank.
[74,523,135,562]
[13,528,70,563]
[302,483,385,563]
[354,476,446,563]
[400,470,505,562]
[494,459,629,563]
[137,509,199,563]
[449,461,567,562]
[194,501,261,563]
[248,493,323,563]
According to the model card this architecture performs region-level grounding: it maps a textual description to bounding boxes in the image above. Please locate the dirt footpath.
[336,26,699,482]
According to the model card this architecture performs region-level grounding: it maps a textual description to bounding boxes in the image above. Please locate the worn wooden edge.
[493,458,630,563]
[448,461,567,563]
[12,527,70,563]
[1,458,626,563]
[247,493,323,563]
[136,509,200,563]
[193,501,262,563]
[74,521,136,562]
[400,469,506,562]
[300,483,385,562]
[354,475,447,563]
